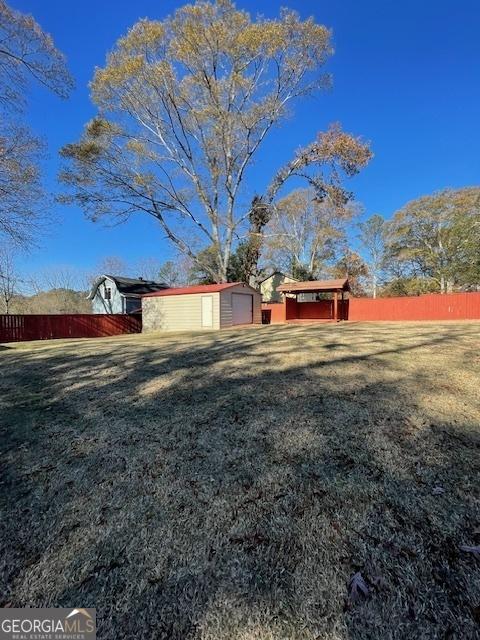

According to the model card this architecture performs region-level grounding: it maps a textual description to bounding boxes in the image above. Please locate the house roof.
[143,282,254,297]
[88,275,169,300]
[258,271,297,284]
[277,278,350,293]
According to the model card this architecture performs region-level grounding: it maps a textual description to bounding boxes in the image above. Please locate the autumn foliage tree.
[60,0,371,283]
[332,249,368,296]
[387,187,480,293]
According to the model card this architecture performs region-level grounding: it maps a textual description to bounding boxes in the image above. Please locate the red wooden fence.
[0,314,142,343]
[348,292,480,321]
[262,292,480,323]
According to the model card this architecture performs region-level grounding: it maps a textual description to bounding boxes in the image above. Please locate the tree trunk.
[217,253,228,283]
[220,222,233,283]
[440,274,445,294]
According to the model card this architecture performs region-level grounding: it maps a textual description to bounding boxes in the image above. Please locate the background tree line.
[357,187,480,297]
[191,185,480,297]
[6,180,478,315]
[0,0,478,314]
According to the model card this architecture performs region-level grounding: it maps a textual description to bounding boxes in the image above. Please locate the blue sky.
[13,0,480,278]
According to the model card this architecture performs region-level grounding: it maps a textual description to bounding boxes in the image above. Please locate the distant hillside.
[4,289,92,314]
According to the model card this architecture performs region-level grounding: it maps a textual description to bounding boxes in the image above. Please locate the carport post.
[333,290,338,321]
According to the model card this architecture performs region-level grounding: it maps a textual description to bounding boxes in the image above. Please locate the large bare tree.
[60,0,371,282]
[0,1,73,246]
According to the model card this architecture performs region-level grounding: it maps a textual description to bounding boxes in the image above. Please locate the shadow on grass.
[0,324,479,639]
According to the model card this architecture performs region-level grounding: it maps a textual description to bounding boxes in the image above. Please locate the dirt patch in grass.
[1,323,479,639]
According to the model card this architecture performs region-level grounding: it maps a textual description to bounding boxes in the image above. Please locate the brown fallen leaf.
[460,545,480,558]
[348,572,370,604]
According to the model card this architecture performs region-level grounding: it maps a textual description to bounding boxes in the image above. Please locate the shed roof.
[143,282,254,297]
[277,278,350,293]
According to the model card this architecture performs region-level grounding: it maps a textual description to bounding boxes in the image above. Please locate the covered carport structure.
[275,278,350,322]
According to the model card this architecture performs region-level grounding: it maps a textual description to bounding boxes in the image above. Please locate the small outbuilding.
[276,278,350,322]
[142,282,262,333]
[261,278,351,324]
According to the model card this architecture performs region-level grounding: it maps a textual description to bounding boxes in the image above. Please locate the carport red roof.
[143,282,244,297]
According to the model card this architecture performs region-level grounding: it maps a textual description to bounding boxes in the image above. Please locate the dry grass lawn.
[1,322,480,639]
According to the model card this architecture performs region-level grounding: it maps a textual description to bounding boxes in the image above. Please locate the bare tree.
[85,256,130,290]
[60,1,371,282]
[0,1,73,246]
[134,257,163,281]
[0,1,73,107]
[263,187,358,278]
[36,266,86,292]
[96,255,129,277]
[358,214,387,298]
[0,127,44,245]
[29,265,90,313]
[136,255,193,284]
[0,245,18,313]
[161,255,195,286]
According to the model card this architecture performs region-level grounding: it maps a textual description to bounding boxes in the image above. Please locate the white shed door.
[201,295,213,327]
[232,293,253,325]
